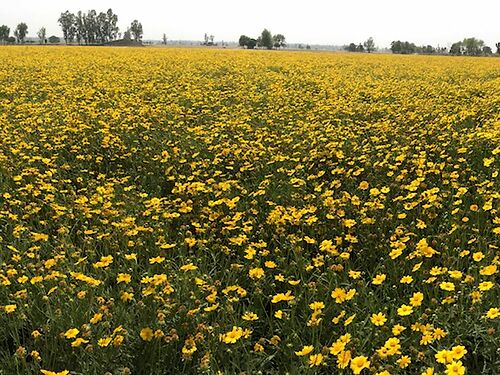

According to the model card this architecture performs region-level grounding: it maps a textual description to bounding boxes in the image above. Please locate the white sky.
[1,0,499,48]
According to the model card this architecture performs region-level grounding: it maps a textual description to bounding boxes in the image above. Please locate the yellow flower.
[4,304,17,313]
[242,312,258,321]
[372,274,386,285]
[370,312,387,326]
[337,350,351,369]
[445,361,465,375]
[140,327,154,341]
[485,307,499,319]
[397,355,411,368]
[180,263,198,271]
[350,355,370,374]
[397,304,413,316]
[116,273,131,283]
[63,328,79,339]
[249,267,265,279]
[71,338,89,347]
[440,282,455,291]
[295,345,314,356]
[451,345,467,360]
[308,353,323,367]
[98,337,112,347]
[392,324,406,335]
[271,291,294,303]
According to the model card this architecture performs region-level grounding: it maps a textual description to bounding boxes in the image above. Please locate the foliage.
[363,37,375,53]
[0,25,10,43]
[130,20,143,42]
[13,23,28,43]
[59,9,119,45]
[0,46,499,375]
[37,27,46,44]
[259,28,273,49]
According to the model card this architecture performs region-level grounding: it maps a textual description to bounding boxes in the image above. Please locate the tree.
[345,43,357,52]
[273,34,286,49]
[123,28,132,41]
[363,37,375,53]
[0,25,9,43]
[356,44,364,52]
[58,11,76,44]
[162,33,168,45]
[238,35,256,49]
[496,42,500,55]
[106,9,119,41]
[260,29,273,49]
[449,42,463,55]
[130,20,143,42]
[14,23,28,43]
[462,37,484,56]
[37,27,46,44]
[482,46,492,55]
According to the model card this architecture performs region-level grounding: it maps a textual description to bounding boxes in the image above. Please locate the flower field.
[0,46,499,374]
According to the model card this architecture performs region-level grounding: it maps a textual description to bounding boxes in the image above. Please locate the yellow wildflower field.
[0,46,499,374]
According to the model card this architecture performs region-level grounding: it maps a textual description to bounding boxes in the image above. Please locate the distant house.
[48,35,60,44]
[104,39,143,47]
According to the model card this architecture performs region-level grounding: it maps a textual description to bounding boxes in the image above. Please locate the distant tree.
[239,35,250,47]
[421,45,435,54]
[7,36,16,44]
[462,37,484,56]
[58,11,76,43]
[260,29,273,49]
[0,25,9,43]
[345,43,357,52]
[37,27,46,44]
[449,42,463,55]
[356,44,364,52]
[123,28,132,41]
[496,42,500,55]
[130,20,143,42]
[306,44,311,50]
[273,34,286,49]
[162,33,167,45]
[482,46,492,55]
[238,35,256,49]
[48,35,60,44]
[106,9,119,41]
[246,38,257,49]
[14,22,28,43]
[363,37,375,53]
[390,40,401,54]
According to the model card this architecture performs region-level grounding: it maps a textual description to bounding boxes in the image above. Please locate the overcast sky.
[2,0,499,48]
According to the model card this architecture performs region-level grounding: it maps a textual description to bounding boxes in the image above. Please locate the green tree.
[273,34,286,49]
[37,27,46,44]
[462,37,484,56]
[260,29,273,49]
[162,33,168,45]
[58,11,76,44]
[449,42,463,55]
[363,37,375,53]
[239,35,250,47]
[345,43,357,52]
[496,42,500,55]
[14,22,28,43]
[0,25,9,43]
[130,20,143,42]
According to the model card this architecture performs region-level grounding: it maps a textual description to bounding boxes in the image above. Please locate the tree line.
[390,38,498,56]
[239,29,286,50]
[343,37,376,53]
[58,9,142,44]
